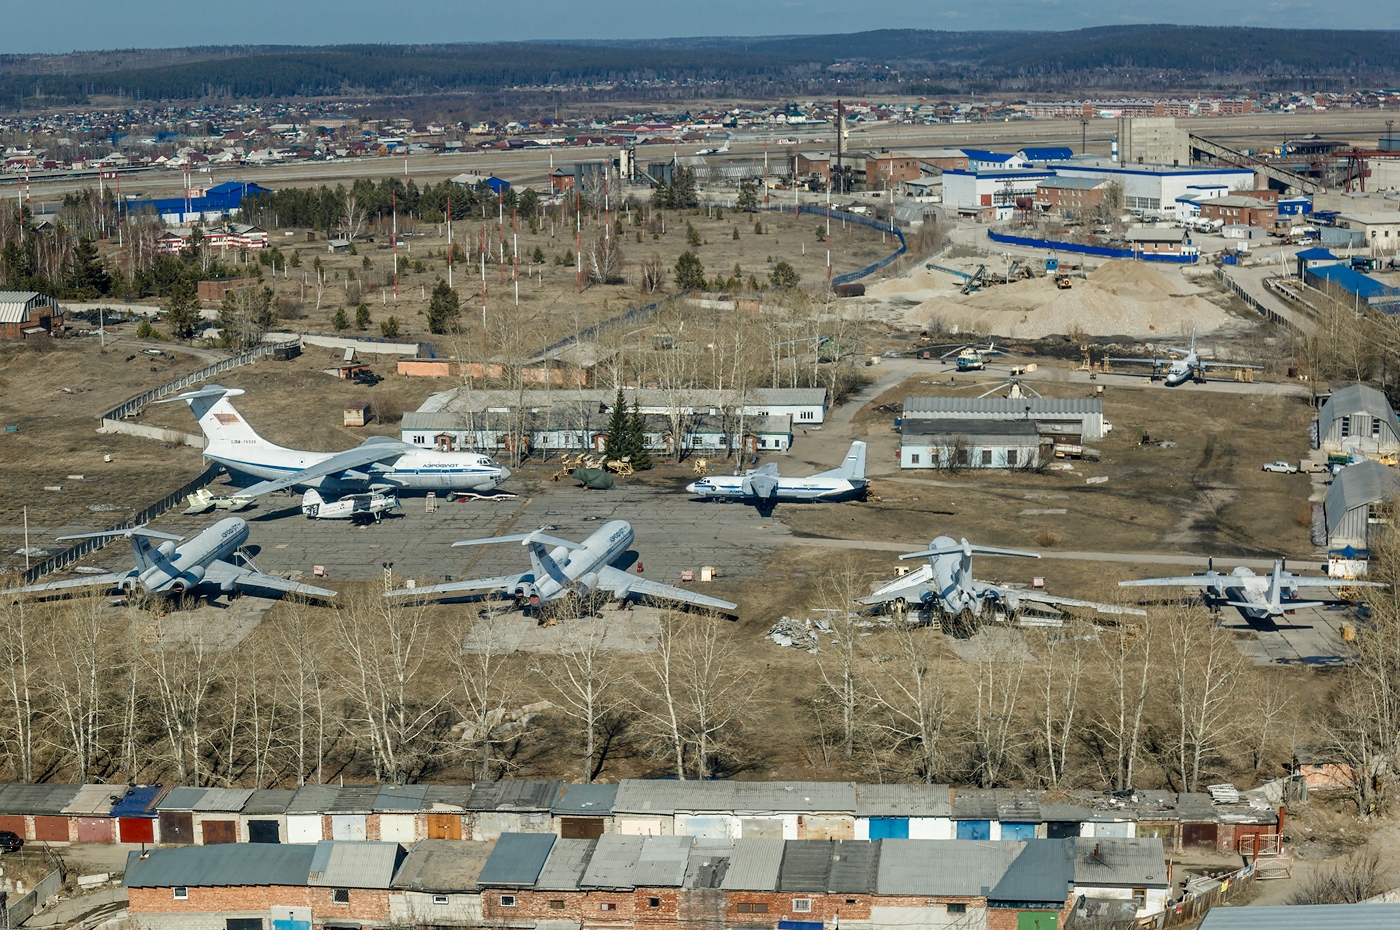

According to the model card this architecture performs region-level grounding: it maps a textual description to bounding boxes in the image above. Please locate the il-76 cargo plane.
[7,518,336,603]
[161,386,509,498]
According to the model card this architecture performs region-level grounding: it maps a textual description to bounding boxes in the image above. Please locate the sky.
[4,0,1394,55]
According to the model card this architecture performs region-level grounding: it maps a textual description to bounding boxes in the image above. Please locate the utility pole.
[392,189,398,299]
[1081,117,1089,155]
[447,194,453,289]
[835,99,844,195]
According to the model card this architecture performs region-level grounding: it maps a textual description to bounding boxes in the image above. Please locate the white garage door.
[286,815,324,844]
[331,814,367,841]
[379,814,417,843]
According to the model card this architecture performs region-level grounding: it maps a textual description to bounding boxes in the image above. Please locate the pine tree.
[628,399,652,469]
[604,388,630,459]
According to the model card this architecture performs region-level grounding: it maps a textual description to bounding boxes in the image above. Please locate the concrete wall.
[1118,117,1190,167]
[98,418,205,448]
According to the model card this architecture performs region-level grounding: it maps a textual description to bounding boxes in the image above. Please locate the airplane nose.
[497,466,511,484]
[685,482,698,493]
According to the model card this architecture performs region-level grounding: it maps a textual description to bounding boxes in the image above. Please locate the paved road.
[1217,263,1317,335]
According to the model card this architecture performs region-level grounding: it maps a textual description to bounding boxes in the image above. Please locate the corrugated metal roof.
[631,836,694,888]
[391,839,496,893]
[375,784,428,812]
[62,784,124,816]
[901,418,1040,439]
[720,839,785,890]
[328,784,381,813]
[1319,384,1400,436]
[0,784,81,816]
[951,789,1000,821]
[287,784,341,814]
[0,291,46,325]
[421,785,470,811]
[579,835,645,888]
[192,788,254,812]
[1328,460,1400,537]
[477,832,557,887]
[241,789,295,815]
[826,840,880,893]
[992,840,1068,903]
[1071,837,1168,887]
[776,841,832,892]
[109,785,163,818]
[996,790,1041,823]
[875,840,1019,896]
[855,784,952,817]
[308,841,404,888]
[552,783,617,816]
[467,780,563,812]
[904,396,1103,417]
[156,787,209,811]
[614,780,855,815]
[123,844,315,888]
[684,840,734,889]
[535,838,597,890]
[1199,903,1400,929]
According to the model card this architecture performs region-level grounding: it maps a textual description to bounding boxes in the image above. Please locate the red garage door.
[0,815,25,838]
[75,818,112,843]
[118,818,154,844]
[33,816,69,842]
[201,820,237,845]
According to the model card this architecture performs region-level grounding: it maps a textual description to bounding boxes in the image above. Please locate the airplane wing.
[597,566,737,612]
[1287,577,1386,589]
[8,571,135,597]
[1105,356,1170,367]
[857,563,934,606]
[384,573,529,600]
[1002,586,1146,616]
[1118,576,1216,587]
[1198,359,1263,371]
[238,440,408,498]
[204,560,338,600]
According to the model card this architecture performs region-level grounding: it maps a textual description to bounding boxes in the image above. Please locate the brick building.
[1035,177,1110,220]
[864,153,923,190]
[0,291,61,339]
[1197,194,1278,229]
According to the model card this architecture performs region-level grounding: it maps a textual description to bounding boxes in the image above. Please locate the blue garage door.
[868,817,910,839]
[956,820,991,840]
[1001,822,1036,840]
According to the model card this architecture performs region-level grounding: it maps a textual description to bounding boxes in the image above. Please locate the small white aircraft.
[302,488,401,523]
[183,488,255,515]
[1119,558,1383,620]
[860,535,1144,630]
[6,517,335,603]
[386,519,737,614]
[686,442,867,512]
[159,385,509,498]
[1107,330,1262,387]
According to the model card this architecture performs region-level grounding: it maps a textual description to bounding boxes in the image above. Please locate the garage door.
[1045,822,1080,839]
[159,812,194,845]
[677,815,729,839]
[956,820,990,840]
[247,820,281,844]
[1182,823,1218,850]
[559,817,605,840]
[801,816,853,840]
[740,818,784,840]
[286,815,323,844]
[868,818,910,840]
[1001,822,1036,840]
[34,816,69,842]
[379,814,417,843]
[202,819,237,845]
[75,818,113,843]
[0,815,25,838]
[331,814,366,841]
[1017,912,1059,930]
[119,818,154,844]
[426,814,461,840]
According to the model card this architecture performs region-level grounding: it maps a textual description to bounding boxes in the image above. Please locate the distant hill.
[2,26,1398,106]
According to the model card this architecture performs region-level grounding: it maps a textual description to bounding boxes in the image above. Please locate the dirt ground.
[106,206,894,354]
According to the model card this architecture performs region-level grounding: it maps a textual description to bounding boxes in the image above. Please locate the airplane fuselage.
[685,475,863,502]
[515,520,635,606]
[209,443,506,494]
[137,517,249,596]
[1163,358,1199,386]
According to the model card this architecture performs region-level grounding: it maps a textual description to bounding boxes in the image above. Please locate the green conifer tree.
[627,399,652,469]
[604,387,630,458]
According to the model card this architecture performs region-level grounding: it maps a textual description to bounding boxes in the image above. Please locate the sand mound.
[866,266,957,297]
[905,262,1233,339]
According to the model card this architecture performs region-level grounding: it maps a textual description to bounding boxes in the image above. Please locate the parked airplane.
[1119,559,1383,620]
[686,442,867,511]
[1107,330,1261,387]
[385,520,737,614]
[301,488,401,523]
[6,518,336,602]
[860,536,1144,630]
[161,386,509,497]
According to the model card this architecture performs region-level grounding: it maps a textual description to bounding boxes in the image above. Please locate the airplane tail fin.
[815,441,867,484]
[302,488,324,516]
[155,385,278,454]
[56,525,181,572]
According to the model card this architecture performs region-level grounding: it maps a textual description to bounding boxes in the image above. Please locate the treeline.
[5,27,1400,105]
[240,177,543,234]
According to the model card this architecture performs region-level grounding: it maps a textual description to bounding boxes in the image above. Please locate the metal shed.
[477,832,558,887]
[241,789,294,844]
[1325,459,1400,550]
[854,784,953,840]
[110,785,163,845]
[902,396,1106,441]
[1315,384,1400,455]
[553,783,617,840]
[376,784,428,843]
[155,787,207,845]
[287,784,341,844]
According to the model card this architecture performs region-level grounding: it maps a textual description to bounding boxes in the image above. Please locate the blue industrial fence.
[764,203,908,286]
[986,229,1199,264]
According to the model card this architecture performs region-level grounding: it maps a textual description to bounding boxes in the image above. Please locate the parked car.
[1262,461,1299,474]
[0,830,23,853]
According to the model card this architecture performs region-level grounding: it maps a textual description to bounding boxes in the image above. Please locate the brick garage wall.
[483,888,637,925]
[128,884,390,926]
[986,894,1074,930]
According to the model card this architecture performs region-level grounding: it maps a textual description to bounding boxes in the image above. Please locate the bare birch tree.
[1090,621,1153,791]
[1031,623,1087,787]
[867,622,951,783]
[451,608,521,780]
[538,622,622,782]
[0,598,38,781]
[140,613,224,786]
[1163,606,1245,792]
[269,600,335,785]
[965,630,1026,787]
[41,596,116,783]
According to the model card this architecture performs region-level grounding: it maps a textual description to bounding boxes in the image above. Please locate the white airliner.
[386,520,737,613]
[160,385,509,497]
[1119,559,1383,620]
[860,535,1144,628]
[686,442,867,511]
[7,518,335,602]
[1108,330,1262,387]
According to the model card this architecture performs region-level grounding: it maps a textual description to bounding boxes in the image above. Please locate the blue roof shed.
[1305,264,1400,310]
[1018,146,1074,162]
[110,785,164,819]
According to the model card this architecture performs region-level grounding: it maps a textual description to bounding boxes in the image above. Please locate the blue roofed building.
[1304,263,1400,312]
[128,181,273,225]
[960,149,1027,171]
[1018,146,1075,164]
